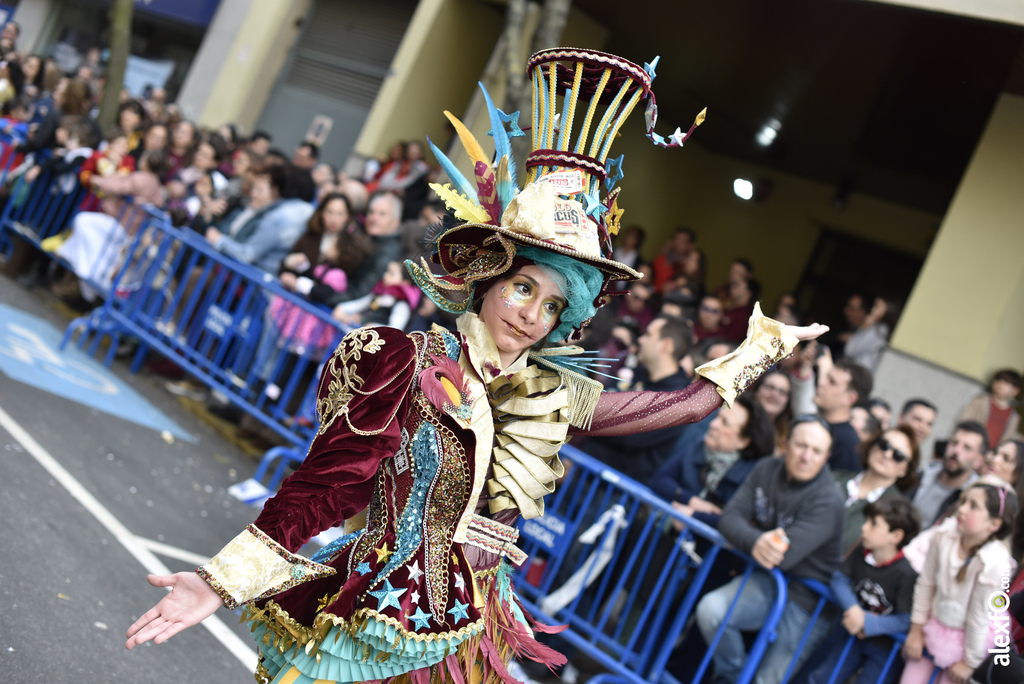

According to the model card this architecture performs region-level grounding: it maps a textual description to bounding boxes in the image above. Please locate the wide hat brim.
[437,222,641,283]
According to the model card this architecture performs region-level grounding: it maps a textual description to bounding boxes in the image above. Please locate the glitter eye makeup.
[503,277,563,316]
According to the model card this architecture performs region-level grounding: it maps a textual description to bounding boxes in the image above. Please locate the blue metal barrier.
[793,578,939,684]
[61,217,349,448]
[513,444,788,684]
[0,149,87,256]
[0,149,166,304]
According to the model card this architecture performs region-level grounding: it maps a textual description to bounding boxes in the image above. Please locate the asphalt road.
[0,274,268,683]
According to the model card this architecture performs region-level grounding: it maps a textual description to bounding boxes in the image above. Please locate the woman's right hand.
[902,624,924,660]
[125,573,224,649]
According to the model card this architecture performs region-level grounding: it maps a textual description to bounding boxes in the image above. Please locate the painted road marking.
[0,404,256,671]
[134,536,210,567]
[0,303,194,441]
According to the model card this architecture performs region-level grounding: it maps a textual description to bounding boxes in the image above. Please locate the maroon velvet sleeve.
[575,377,723,436]
[253,328,418,552]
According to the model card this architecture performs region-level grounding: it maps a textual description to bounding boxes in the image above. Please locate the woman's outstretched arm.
[580,320,828,437]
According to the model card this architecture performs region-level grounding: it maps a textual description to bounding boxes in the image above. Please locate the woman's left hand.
[783,323,829,342]
[946,661,973,684]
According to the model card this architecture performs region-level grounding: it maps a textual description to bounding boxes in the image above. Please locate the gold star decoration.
[317,593,332,613]
[451,552,460,567]
[603,189,624,236]
[375,543,393,564]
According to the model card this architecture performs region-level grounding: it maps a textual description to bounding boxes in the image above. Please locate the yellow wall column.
[890,93,1024,381]
[353,0,503,159]
[191,0,312,132]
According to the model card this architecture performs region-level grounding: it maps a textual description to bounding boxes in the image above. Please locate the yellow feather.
[439,376,462,406]
[443,110,489,166]
[429,183,490,223]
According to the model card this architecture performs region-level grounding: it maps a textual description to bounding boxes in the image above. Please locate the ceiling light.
[733,178,754,200]
[755,118,781,147]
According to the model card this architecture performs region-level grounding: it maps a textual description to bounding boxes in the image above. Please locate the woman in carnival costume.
[126,48,828,684]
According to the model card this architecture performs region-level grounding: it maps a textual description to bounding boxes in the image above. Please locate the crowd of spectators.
[0,22,448,418]
[573,225,1024,683]
[2,22,1024,684]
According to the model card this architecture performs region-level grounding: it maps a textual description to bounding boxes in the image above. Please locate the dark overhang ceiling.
[574,0,1024,213]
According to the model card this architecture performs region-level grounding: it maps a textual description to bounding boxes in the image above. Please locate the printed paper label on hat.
[553,200,585,235]
[540,170,584,195]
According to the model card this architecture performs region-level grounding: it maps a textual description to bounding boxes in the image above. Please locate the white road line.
[0,405,257,672]
[134,537,211,567]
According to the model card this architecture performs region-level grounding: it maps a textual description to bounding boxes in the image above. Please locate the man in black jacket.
[696,415,844,684]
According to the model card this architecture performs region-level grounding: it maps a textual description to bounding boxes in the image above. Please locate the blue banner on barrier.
[520,511,578,556]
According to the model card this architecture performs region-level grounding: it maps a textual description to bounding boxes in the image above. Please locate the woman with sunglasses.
[835,425,921,557]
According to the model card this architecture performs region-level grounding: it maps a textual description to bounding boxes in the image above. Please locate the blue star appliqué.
[604,155,624,190]
[448,599,470,624]
[406,606,433,631]
[487,108,526,140]
[644,56,660,81]
[355,562,372,576]
[582,192,606,218]
[368,579,407,612]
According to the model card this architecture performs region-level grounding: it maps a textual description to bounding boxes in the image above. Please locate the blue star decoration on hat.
[487,108,526,140]
[368,579,407,611]
[582,192,606,218]
[448,599,470,624]
[604,155,624,190]
[406,606,433,631]
[644,56,660,81]
[355,562,372,576]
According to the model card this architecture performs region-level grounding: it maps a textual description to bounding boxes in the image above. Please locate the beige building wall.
[353,0,503,159]
[863,0,1024,27]
[891,93,1024,381]
[194,0,312,132]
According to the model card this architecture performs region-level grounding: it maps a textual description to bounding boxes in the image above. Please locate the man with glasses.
[911,420,987,526]
[696,415,844,684]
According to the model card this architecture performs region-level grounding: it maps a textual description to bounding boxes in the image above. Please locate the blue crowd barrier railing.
[0,150,162,305]
[792,577,939,684]
[61,216,350,449]
[513,444,788,684]
[0,150,87,256]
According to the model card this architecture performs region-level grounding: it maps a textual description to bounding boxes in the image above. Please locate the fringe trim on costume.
[528,353,602,430]
[247,565,566,684]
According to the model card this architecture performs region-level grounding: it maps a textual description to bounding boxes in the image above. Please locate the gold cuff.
[696,302,798,407]
[197,524,336,609]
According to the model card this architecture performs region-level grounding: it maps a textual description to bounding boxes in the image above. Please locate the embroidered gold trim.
[199,524,335,609]
[695,302,799,407]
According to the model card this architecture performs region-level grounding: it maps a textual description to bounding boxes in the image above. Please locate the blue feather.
[479,82,518,207]
[426,136,478,203]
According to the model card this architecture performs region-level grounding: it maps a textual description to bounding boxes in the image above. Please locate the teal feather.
[426,136,478,204]
[479,82,518,208]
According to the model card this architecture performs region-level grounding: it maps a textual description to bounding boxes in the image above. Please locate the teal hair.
[516,245,604,342]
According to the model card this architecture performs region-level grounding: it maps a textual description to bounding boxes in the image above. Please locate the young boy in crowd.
[806,498,921,684]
